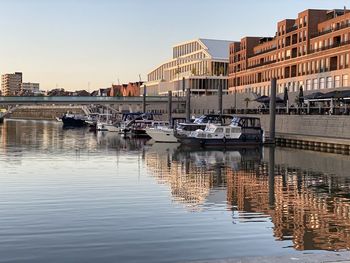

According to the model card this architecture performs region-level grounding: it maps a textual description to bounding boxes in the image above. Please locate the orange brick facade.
[109,82,142,97]
[228,9,350,96]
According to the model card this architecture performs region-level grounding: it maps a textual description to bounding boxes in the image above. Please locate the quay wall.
[255,115,350,139]
[7,106,84,120]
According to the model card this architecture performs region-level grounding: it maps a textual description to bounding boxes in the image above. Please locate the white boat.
[177,116,263,148]
[96,113,120,132]
[145,125,178,143]
[97,121,120,132]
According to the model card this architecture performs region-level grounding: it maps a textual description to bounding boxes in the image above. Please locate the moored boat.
[176,116,263,147]
[145,123,177,143]
[175,114,234,138]
[61,113,87,127]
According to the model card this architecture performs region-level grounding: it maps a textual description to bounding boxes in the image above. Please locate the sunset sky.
[0,0,348,91]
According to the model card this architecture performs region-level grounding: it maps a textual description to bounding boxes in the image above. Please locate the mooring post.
[168,90,172,127]
[186,88,191,122]
[143,85,147,113]
[218,83,223,115]
[269,78,277,143]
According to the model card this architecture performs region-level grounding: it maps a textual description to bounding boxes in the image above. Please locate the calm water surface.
[1,120,350,262]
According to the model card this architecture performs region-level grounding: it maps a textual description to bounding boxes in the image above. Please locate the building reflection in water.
[144,143,350,251]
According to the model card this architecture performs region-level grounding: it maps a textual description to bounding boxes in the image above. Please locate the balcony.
[286,25,298,34]
[309,39,350,54]
[247,60,277,70]
[311,22,350,38]
[251,46,277,57]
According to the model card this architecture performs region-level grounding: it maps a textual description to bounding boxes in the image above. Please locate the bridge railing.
[0,96,183,103]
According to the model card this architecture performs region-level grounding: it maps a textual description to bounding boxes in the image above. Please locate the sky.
[0,0,349,91]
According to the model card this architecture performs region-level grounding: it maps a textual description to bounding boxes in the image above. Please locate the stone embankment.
[7,106,84,120]
[252,114,350,152]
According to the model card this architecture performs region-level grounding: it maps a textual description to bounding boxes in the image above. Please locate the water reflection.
[145,143,350,251]
[1,119,350,261]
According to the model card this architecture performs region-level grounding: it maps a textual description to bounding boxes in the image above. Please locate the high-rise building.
[1,72,23,96]
[228,9,350,96]
[145,38,234,96]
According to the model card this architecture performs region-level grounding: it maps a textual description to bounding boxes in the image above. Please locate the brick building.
[110,82,142,97]
[228,9,350,97]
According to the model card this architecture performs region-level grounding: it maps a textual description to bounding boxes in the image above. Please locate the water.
[1,120,350,262]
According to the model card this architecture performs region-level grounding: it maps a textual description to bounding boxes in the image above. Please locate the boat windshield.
[231,117,261,128]
[193,115,223,124]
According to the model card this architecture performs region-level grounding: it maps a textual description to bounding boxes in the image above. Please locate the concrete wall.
[249,114,350,139]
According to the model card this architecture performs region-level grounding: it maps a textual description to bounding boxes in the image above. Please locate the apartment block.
[228,9,350,96]
[1,72,23,96]
[21,82,40,92]
[145,38,234,96]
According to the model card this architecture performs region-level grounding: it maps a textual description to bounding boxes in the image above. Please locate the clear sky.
[0,0,349,91]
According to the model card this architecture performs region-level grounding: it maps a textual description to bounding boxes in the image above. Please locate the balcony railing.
[309,39,350,54]
[251,46,277,57]
[286,25,298,34]
[247,60,277,70]
[311,22,350,38]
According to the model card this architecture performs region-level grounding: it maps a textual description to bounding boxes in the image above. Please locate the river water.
[1,120,350,262]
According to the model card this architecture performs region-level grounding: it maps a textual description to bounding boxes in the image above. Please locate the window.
[340,55,344,68]
[320,78,325,89]
[343,74,348,87]
[313,78,318,90]
[306,79,312,90]
[327,76,333,88]
[335,75,341,88]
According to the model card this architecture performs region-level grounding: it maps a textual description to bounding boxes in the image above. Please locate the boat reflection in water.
[144,143,350,251]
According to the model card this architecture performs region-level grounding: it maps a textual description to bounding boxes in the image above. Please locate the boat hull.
[178,136,262,148]
[97,123,120,132]
[62,116,87,127]
[146,128,178,143]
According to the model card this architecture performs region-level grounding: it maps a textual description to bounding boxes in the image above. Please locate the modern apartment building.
[145,38,234,96]
[228,9,350,96]
[1,72,23,96]
[21,82,40,93]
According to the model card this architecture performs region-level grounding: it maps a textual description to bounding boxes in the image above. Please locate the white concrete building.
[21,82,40,93]
[145,38,234,96]
[1,72,23,96]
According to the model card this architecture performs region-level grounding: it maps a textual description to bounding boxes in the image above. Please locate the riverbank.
[6,105,84,120]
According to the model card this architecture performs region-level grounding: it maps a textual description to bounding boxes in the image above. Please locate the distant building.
[109,82,142,97]
[145,38,234,96]
[97,88,111,97]
[1,72,23,96]
[228,9,350,95]
[21,82,40,93]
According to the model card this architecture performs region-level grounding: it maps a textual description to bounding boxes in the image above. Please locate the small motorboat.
[145,122,177,143]
[176,116,263,147]
[61,113,87,127]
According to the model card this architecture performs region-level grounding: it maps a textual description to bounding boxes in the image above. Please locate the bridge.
[0,96,185,105]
